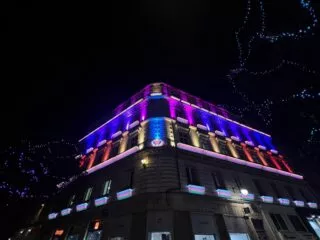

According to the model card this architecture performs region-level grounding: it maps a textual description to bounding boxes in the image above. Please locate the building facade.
[14,83,320,240]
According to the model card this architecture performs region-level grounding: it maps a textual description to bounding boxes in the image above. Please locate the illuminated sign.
[151,139,164,147]
[60,208,72,216]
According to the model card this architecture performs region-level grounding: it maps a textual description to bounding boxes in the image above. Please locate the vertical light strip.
[241,144,254,163]
[279,156,293,173]
[209,133,220,153]
[87,149,97,170]
[256,149,269,166]
[189,126,200,147]
[119,132,129,153]
[268,153,282,170]
[226,139,239,158]
[102,141,112,162]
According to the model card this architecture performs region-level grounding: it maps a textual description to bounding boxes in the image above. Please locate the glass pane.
[229,233,250,240]
[194,235,216,240]
[308,220,320,238]
[86,230,102,240]
[151,232,171,240]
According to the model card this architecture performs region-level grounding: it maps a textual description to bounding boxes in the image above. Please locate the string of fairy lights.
[1,139,78,200]
[225,0,319,133]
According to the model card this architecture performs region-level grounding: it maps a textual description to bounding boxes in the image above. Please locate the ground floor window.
[85,220,103,240]
[109,237,125,240]
[194,234,216,240]
[308,219,320,238]
[229,233,250,240]
[150,232,171,240]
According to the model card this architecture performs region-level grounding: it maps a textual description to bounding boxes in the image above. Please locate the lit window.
[86,220,103,240]
[150,232,171,240]
[84,187,93,201]
[101,180,112,195]
[194,235,216,240]
[229,233,250,240]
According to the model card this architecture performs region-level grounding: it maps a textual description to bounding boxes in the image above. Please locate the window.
[270,183,280,198]
[101,180,112,195]
[212,171,226,189]
[234,144,247,160]
[186,167,200,185]
[270,214,288,230]
[86,220,103,240]
[150,232,171,240]
[247,148,261,164]
[84,187,93,201]
[251,219,264,231]
[216,138,230,156]
[288,215,307,232]
[68,194,76,206]
[110,142,120,158]
[199,135,211,151]
[252,179,265,195]
[128,133,138,149]
[178,128,190,144]
[228,233,250,240]
[127,170,134,189]
[284,185,295,199]
[194,235,215,240]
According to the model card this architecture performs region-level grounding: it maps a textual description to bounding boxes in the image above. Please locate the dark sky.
[1,0,319,183]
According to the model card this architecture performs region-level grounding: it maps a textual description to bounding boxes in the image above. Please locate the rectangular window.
[251,219,264,231]
[110,142,120,158]
[253,179,265,195]
[199,135,211,151]
[186,167,200,185]
[247,148,261,164]
[229,233,250,240]
[129,133,138,148]
[234,144,247,160]
[194,235,215,240]
[288,215,307,232]
[178,128,190,145]
[83,187,93,201]
[212,171,225,189]
[270,214,288,230]
[151,232,171,240]
[216,138,230,156]
[270,183,280,198]
[101,180,112,195]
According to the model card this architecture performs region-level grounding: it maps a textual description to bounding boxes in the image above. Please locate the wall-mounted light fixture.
[141,159,148,169]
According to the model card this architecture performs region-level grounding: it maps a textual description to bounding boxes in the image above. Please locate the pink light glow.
[177,143,303,180]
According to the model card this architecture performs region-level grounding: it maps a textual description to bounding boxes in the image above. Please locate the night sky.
[1,1,320,187]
